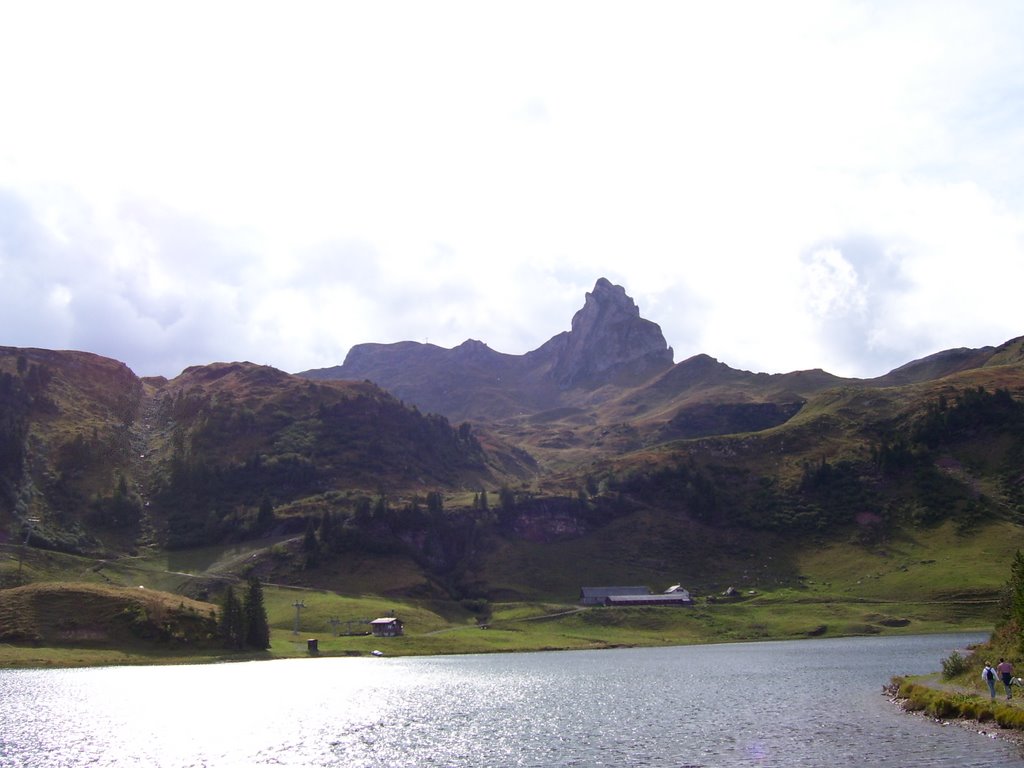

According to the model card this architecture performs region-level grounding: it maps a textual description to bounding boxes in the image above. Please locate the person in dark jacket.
[997,658,1015,700]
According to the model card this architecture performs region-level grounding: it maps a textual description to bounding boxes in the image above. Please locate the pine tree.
[498,486,516,524]
[303,518,319,553]
[257,496,275,528]
[1008,550,1024,627]
[302,517,320,569]
[220,586,245,649]
[243,577,271,650]
[426,491,443,515]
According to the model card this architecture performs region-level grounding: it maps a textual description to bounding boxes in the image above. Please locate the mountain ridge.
[300,279,1023,433]
[4,282,1024,609]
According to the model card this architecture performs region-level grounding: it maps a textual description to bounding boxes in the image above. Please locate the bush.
[898,682,929,711]
[941,650,970,679]
[994,706,1024,729]
[460,598,491,615]
[958,699,981,720]
[926,697,959,719]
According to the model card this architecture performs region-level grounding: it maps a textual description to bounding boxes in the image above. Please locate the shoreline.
[884,680,1024,750]
[1,627,992,671]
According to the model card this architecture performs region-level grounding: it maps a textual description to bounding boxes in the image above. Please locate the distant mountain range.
[302,277,1024,437]
[302,277,675,420]
[3,278,1024,602]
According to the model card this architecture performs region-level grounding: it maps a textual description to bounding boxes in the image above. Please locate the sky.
[2,1,1023,381]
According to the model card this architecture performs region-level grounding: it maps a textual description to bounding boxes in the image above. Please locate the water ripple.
[1,634,1022,767]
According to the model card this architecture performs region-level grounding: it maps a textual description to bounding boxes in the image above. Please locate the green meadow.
[2,518,1014,668]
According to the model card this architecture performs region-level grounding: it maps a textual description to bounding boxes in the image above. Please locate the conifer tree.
[426,491,443,515]
[243,577,271,650]
[1007,550,1024,628]
[257,496,275,528]
[303,518,319,553]
[220,585,245,649]
[498,486,516,524]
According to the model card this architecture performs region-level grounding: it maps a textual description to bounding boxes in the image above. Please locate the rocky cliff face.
[533,278,674,388]
[301,279,676,420]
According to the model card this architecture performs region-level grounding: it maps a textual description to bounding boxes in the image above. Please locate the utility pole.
[292,600,305,635]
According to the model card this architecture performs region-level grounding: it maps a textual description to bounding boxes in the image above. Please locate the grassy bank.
[0,518,1015,668]
[0,583,994,668]
[888,616,1024,736]
[892,676,1024,730]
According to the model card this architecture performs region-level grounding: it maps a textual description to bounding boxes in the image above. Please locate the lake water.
[1,633,1021,767]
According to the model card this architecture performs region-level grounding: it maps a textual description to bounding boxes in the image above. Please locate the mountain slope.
[4,283,1024,611]
[302,281,1024,464]
[0,351,532,557]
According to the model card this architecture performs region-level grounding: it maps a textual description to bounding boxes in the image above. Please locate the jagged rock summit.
[532,277,674,387]
[300,280,1024,429]
[301,278,676,420]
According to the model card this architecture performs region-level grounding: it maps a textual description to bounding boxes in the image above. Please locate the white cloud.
[802,247,867,319]
[1,1,1024,379]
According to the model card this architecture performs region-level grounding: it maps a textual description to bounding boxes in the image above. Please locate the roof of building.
[605,594,693,605]
[370,617,402,624]
[580,586,651,597]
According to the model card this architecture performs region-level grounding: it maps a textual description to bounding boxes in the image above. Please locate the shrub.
[899,682,929,712]
[941,650,970,679]
[897,680,925,699]
[926,697,959,719]
[994,706,1024,729]
[460,598,490,615]
[956,698,982,720]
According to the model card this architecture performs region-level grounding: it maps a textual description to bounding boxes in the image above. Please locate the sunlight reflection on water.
[1,634,1022,767]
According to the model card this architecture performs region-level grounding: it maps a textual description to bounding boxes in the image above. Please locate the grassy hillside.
[149,362,514,548]
[0,350,532,558]
[0,582,217,647]
[4,344,1024,665]
[0,519,1009,667]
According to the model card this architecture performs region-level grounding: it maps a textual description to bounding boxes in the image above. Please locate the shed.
[370,617,404,637]
[579,586,650,606]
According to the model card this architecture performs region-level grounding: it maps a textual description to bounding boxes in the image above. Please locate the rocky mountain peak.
[545,278,674,387]
[574,278,641,328]
[452,339,500,362]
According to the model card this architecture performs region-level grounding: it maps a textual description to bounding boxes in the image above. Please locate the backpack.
[986,668,995,681]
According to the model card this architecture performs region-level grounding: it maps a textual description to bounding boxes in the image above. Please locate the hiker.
[983,661,997,699]
[997,658,1015,700]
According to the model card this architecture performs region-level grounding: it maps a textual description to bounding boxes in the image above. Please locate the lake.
[0,633,1020,767]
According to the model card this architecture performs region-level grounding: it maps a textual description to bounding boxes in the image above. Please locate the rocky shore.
[884,679,1024,749]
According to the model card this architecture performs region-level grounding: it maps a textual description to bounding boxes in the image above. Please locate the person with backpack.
[983,661,997,699]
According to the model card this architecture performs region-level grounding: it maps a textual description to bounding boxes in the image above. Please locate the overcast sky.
[2,2,1023,380]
